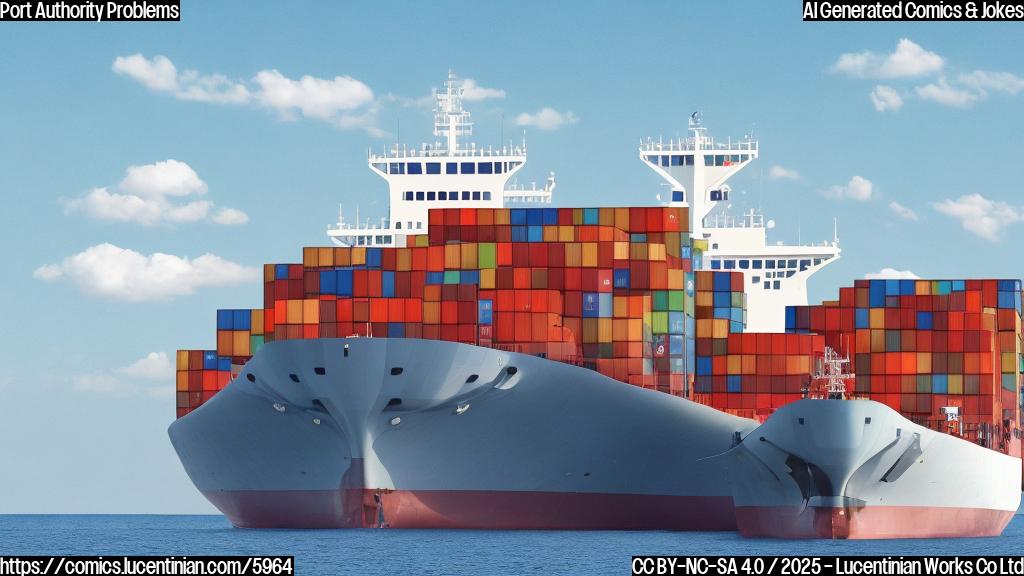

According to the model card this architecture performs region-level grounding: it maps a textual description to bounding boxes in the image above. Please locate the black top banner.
[0,0,180,22]
[803,0,1024,20]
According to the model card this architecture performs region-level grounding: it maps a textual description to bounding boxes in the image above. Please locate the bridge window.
[427,191,436,201]
[483,191,492,200]
[774,281,781,290]
[446,162,457,174]
[800,259,811,271]
[814,258,823,266]
[788,259,797,268]
[739,260,749,269]
[372,163,386,172]
[426,162,441,174]
[389,162,404,174]
[495,163,503,174]
[645,155,658,164]
[764,281,770,289]
[462,191,470,200]
[416,191,424,201]
[450,193,458,201]
[764,260,775,269]
[752,276,760,283]
[438,191,447,200]
[417,222,423,230]
[407,221,412,229]
[672,191,684,202]
[752,260,762,269]
[460,162,475,174]
[472,191,481,200]
[407,162,422,175]
[404,191,413,200]
[396,222,402,230]
[671,155,683,166]
[479,162,493,174]
[723,260,736,270]
[660,156,669,167]
[786,270,796,278]
[710,260,721,270]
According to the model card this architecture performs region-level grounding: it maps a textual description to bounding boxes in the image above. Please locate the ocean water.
[2,514,1022,575]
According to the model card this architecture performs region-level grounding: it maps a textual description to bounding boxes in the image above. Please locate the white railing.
[640,137,758,153]
[370,144,527,160]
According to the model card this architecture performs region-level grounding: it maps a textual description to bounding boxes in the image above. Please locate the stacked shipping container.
[174,207,1023,463]
[786,279,1023,457]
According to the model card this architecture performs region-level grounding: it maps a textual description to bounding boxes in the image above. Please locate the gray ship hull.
[729,399,1021,538]
[169,338,757,529]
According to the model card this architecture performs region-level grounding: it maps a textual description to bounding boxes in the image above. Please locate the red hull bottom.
[202,488,738,531]
[735,505,1016,539]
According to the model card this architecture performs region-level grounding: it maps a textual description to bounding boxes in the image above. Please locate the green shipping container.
[478,243,496,269]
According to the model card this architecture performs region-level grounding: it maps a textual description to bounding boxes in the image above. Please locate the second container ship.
[170,73,1022,538]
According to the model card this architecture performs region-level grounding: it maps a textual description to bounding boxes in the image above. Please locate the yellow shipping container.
[317,247,334,267]
[870,330,885,353]
[712,319,728,339]
[565,243,582,267]
[696,319,712,339]
[599,207,614,226]
[397,248,412,271]
[480,268,496,289]
[727,355,741,375]
[742,354,756,374]
[303,247,318,267]
[1001,352,1017,373]
[303,299,320,324]
[233,331,251,356]
[558,226,574,242]
[572,208,584,225]
[628,318,643,341]
[263,264,275,283]
[334,247,351,267]
[460,244,477,269]
[286,300,303,324]
[949,373,964,394]
[543,226,558,242]
[494,208,510,225]
[614,208,630,230]
[696,292,713,307]
[613,296,628,318]
[869,308,885,329]
[598,318,613,343]
[648,244,666,261]
[444,245,461,269]
[613,241,629,260]
[176,350,189,371]
[917,352,931,374]
[176,371,188,391]
[667,269,684,290]
[582,243,598,267]
[351,247,366,266]
[423,302,440,324]
[582,318,599,343]
[251,309,265,335]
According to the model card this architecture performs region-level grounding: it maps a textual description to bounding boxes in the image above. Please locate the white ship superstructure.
[328,72,554,247]
[641,114,840,332]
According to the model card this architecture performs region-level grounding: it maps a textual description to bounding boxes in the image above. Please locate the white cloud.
[870,85,904,111]
[119,159,206,198]
[34,243,260,301]
[957,70,1024,95]
[253,69,374,122]
[832,38,944,79]
[933,194,1024,242]
[63,159,246,226]
[865,268,920,280]
[73,352,175,398]
[116,352,174,380]
[515,107,579,131]
[115,54,383,134]
[460,78,505,101]
[888,201,919,221]
[113,54,250,104]
[915,77,980,107]
[767,165,801,181]
[823,175,873,201]
[212,207,249,225]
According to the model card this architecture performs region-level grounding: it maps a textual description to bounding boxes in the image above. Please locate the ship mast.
[806,346,855,400]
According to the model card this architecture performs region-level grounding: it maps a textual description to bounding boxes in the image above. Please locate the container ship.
[169,73,1022,537]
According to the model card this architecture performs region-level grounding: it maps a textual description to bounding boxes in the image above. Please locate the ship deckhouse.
[641,114,841,332]
[328,72,554,247]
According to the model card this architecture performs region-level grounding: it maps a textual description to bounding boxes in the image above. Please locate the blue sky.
[1,2,1023,513]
